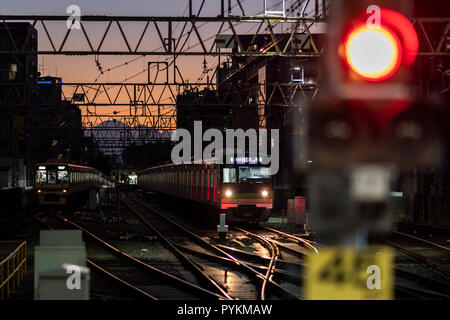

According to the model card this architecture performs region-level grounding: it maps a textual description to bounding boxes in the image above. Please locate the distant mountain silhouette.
[84,120,172,157]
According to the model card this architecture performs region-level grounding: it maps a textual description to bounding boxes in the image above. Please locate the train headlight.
[225,190,233,197]
[261,190,269,197]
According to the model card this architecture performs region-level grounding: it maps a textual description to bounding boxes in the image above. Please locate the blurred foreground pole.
[34,230,89,300]
[304,0,446,299]
[307,0,444,246]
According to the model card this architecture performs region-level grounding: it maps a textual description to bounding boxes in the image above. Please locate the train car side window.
[210,168,214,187]
[58,170,69,183]
[223,168,236,183]
[238,166,270,183]
[48,170,57,184]
[203,169,207,189]
[36,169,47,183]
[194,168,198,190]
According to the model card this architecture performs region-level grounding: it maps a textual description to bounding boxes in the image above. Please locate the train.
[35,160,114,205]
[138,157,273,222]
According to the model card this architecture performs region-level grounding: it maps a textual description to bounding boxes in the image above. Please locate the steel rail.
[378,237,450,282]
[54,214,225,299]
[121,196,233,300]
[267,239,312,258]
[215,244,303,269]
[392,230,450,255]
[234,227,279,300]
[174,243,304,283]
[395,268,450,296]
[86,259,157,300]
[36,216,157,300]
[259,226,319,254]
[126,193,300,299]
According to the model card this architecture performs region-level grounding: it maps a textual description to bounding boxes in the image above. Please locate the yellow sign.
[305,246,394,300]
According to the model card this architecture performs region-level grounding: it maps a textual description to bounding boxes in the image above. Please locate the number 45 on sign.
[305,247,394,300]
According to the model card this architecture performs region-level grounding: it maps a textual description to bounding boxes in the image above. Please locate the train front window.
[58,171,69,183]
[238,166,270,183]
[222,168,236,183]
[48,170,57,184]
[36,170,47,183]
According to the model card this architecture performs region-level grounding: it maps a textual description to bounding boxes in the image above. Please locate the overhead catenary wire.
[78,0,320,129]
[82,0,256,99]
[97,0,285,88]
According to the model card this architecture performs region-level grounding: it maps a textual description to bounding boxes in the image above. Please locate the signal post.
[304,0,445,299]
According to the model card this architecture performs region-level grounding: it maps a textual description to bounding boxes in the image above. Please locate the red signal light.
[62,189,67,193]
[379,9,418,67]
[341,8,418,82]
[37,189,42,193]
[344,24,401,81]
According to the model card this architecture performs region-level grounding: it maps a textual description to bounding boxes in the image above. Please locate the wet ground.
[1,192,449,300]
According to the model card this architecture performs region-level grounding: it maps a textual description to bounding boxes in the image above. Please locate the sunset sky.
[1,0,318,126]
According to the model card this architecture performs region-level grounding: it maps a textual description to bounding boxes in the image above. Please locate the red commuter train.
[138,157,272,222]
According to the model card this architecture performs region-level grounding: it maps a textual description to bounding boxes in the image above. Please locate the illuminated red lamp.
[37,189,42,193]
[341,8,418,82]
[344,24,402,81]
[62,189,67,193]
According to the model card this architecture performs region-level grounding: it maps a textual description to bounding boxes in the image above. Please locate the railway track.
[396,223,450,239]
[30,199,450,300]
[394,224,450,253]
[394,268,450,299]
[258,226,320,255]
[239,228,319,259]
[124,192,302,300]
[368,225,450,298]
[225,225,321,298]
[254,220,450,299]
[131,193,448,300]
[378,231,450,282]
[36,216,156,300]
[36,212,224,300]
[233,227,280,300]
[243,221,450,299]
[120,195,233,300]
